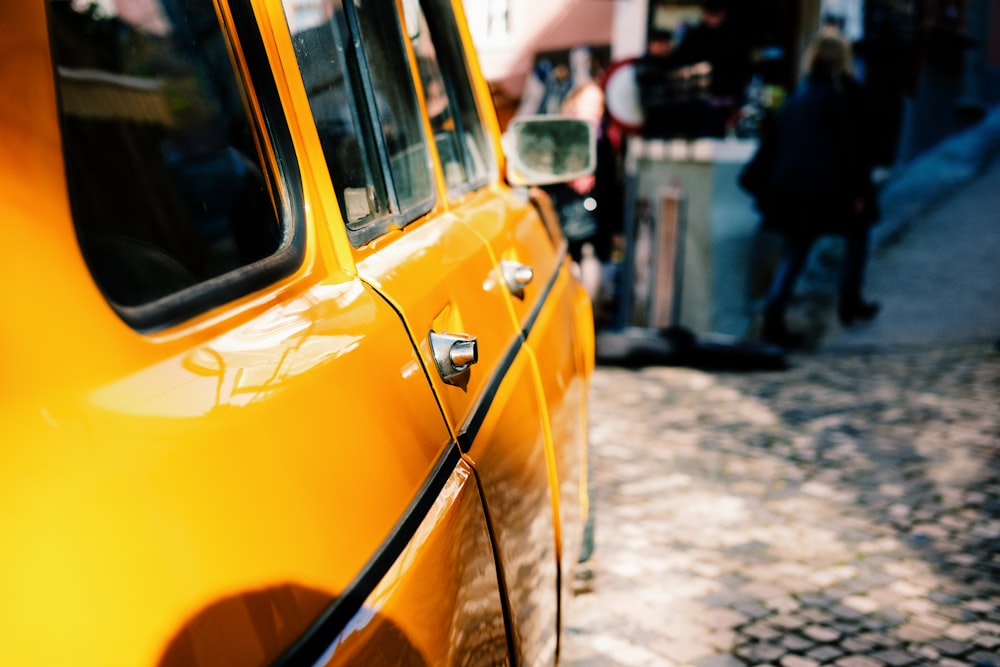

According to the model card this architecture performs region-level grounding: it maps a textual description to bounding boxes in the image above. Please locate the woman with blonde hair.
[801,25,854,80]
[757,25,880,347]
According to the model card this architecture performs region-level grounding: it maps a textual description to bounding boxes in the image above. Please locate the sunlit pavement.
[560,152,1000,666]
[563,345,999,667]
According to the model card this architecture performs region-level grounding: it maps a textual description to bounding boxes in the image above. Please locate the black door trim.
[272,443,462,667]
[457,244,567,452]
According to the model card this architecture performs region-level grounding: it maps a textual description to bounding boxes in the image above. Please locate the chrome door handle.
[429,331,479,388]
[500,261,534,299]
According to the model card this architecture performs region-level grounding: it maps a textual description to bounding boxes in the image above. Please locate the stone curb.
[873,102,1000,250]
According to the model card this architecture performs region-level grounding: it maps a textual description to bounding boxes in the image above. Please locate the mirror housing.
[503,116,596,187]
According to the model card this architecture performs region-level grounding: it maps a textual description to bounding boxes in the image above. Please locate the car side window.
[282,0,435,243]
[410,0,494,194]
[285,4,387,229]
[48,0,302,330]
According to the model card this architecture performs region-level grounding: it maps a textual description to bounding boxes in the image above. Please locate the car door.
[276,0,567,663]
[0,1,511,665]
[404,0,594,663]
[274,2,544,654]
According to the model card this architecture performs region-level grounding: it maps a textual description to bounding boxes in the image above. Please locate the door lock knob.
[429,331,479,388]
[449,339,478,368]
[500,261,534,299]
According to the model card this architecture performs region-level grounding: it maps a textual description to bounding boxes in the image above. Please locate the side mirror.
[503,116,596,187]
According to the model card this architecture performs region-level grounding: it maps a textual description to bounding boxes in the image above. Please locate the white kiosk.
[618,137,761,339]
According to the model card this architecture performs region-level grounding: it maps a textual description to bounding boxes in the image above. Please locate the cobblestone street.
[563,344,1000,667]
[560,146,1000,665]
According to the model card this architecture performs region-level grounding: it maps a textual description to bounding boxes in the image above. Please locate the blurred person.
[567,47,622,300]
[521,46,623,314]
[757,26,880,347]
[559,45,605,197]
[515,58,573,118]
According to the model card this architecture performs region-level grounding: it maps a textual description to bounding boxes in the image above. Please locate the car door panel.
[397,3,591,654]
[458,347,561,665]
[0,270,503,665]
[522,267,594,604]
[275,455,510,667]
[356,212,560,665]
[451,188,564,334]
[272,1,554,663]
[356,215,519,434]
[453,185,594,618]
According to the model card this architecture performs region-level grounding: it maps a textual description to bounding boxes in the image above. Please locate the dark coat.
[749,72,879,239]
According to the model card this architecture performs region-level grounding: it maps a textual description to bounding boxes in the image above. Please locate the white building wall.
[611,0,648,61]
[463,0,614,97]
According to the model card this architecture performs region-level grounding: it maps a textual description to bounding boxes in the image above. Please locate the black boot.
[761,308,805,348]
[838,297,880,327]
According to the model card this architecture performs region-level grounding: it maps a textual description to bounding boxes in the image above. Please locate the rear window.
[48,0,303,330]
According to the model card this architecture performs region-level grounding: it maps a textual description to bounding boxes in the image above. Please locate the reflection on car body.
[2,0,595,664]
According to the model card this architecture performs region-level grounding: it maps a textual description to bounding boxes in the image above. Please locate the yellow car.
[1,0,595,664]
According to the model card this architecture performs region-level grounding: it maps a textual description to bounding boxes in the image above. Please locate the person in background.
[758,26,880,347]
[515,58,574,119]
[514,60,551,119]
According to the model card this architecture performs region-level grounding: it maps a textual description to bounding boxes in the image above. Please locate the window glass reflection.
[411,0,493,193]
[49,0,284,310]
[351,1,434,214]
[284,0,387,226]
[282,0,433,227]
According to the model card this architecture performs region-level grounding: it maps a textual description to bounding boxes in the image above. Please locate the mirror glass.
[507,118,594,184]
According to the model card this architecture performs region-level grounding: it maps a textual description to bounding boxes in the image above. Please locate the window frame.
[342,0,436,246]
[281,0,438,247]
[411,0,498,199]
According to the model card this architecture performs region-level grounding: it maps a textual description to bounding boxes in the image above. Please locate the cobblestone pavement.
[562,341,1000,667]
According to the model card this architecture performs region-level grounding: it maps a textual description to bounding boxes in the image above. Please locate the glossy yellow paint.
[1,0,592,664]
[266,0,592,660]
[355,211,518,435]
[321,461,509,667]
[438,188,583,663]
[353,186,562,665]
[445,180,595,660]
[1,273,457,665]
[524,268,595,616]
[2,3,453,664]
